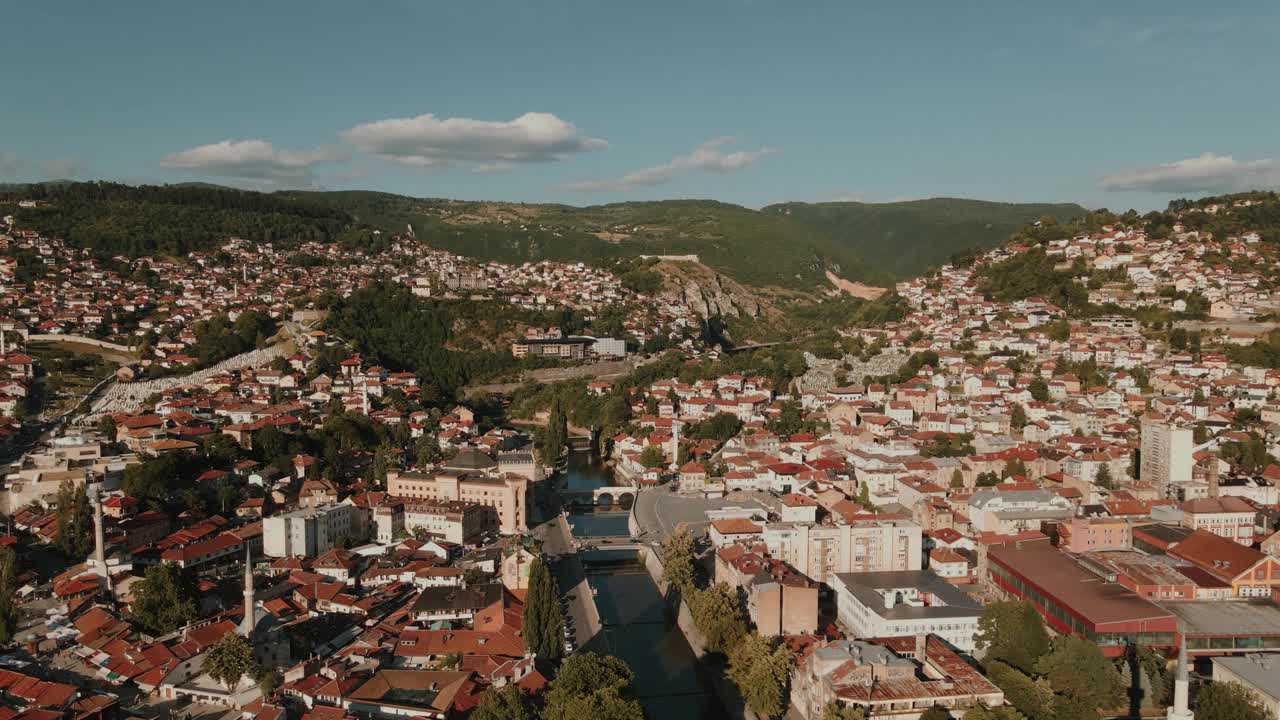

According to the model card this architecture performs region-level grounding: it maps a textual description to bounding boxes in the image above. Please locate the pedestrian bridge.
[592,486,637,508]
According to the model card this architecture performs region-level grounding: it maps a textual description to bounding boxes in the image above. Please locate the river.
[558,449,727,720]
[560,447,631,537]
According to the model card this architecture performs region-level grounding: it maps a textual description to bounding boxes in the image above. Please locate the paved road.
[632,488,777,542]
[529,483,605,657]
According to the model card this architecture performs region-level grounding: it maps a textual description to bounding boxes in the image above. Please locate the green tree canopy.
[521,557,563,661]
[1195,681,1270,720]
[0,549,20,643]
[975,600,1050,674]
[55,481,93,560]
[639,444,665,469]
[661,525,696,591]
[542,653,644,720]
[130,562,198,635]
[728,634,793,717]
[203,633,258,692]
[688,582,748,654]
[1033,635,1125,711]
[471,685,536,720]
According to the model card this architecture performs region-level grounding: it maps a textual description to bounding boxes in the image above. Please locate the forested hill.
[284,193,886,289]
[763,198,1088,279]
[4,180,1086,290]
[3,181,350,256]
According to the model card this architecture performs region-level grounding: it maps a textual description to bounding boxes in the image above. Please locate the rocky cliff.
[654,260,765,319]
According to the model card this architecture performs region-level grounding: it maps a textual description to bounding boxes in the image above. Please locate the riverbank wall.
[636,545,754,720]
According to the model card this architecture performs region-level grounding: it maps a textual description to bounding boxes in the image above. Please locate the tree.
[0,548,19,643]
[1033,635,1124,712]
[728,634,792,717]
[1169,327,1188,351]
[688,583,748,654]
[55,481,93,559]
[415,434,445,465]
[257,668,283,697]
[687,412,743,442]
[985,661,1053,720]
[661,525,696,591]
[962,707,1025,720]
[130,563,198,634]
[1028,379,1050,403]
[920,708,953,720]
[203,633,258,692]
[639,444,665,469]
[255,424,287,463]
[951,469,965,488]
[975,600,1049,674]
[856,482,876,510]
[541,398,568,465]
[1095,463,1114,490]
[368,442,395,489]
[522,557,563,661]
[542,653,644,720]
[822,705,866,720]
[1194,681,1270,720]
[1010,403,1028,429]
[471,685,536,720]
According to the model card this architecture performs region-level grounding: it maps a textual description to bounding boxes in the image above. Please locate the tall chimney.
[915,633,927,661]
[1206,459,1220,499]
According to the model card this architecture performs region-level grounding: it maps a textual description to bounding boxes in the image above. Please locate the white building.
[834,570,983,653]
[967,489,1075,534]
[263,502,356,557]
[1141,417,1194,497]
[764,519,923,589]
[1211,655,1280,720]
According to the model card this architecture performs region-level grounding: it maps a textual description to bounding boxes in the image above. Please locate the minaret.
[669,420,681,472]
[1167,632,1193,720]
[239,545,257,637]
[90,485,112,594]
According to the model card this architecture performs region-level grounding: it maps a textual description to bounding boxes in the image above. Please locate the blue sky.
[2,0,1278,211]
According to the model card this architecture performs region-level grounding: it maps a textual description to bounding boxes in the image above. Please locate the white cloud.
[160,139,341,187]
[1099,152,1280,194]
[557,137,776,192]
[341,111,606,170]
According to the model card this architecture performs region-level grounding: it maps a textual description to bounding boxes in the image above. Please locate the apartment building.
[834,570,984,652]
[386,469,527,534]
[263,502,357,558]
[763,518,922,589]
[1140,416,1194,497]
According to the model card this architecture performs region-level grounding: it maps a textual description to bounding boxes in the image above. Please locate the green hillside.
[763,198,1088,278]
[284,192,884,289]
[4,181,1088,290]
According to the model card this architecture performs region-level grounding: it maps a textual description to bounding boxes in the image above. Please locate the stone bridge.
[592,486,638,508]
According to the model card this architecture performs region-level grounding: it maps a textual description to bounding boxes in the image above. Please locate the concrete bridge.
[592,485,638,508]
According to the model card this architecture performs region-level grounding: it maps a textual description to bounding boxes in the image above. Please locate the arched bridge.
[593,486,637,508]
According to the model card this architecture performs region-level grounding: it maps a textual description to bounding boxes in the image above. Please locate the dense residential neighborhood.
[2,188,1280,720]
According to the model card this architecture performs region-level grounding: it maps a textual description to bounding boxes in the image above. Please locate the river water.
[561,448,632,537]
[558,450,728,720]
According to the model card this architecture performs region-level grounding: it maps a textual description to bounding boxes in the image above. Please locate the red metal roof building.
[987,543,1177,655]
